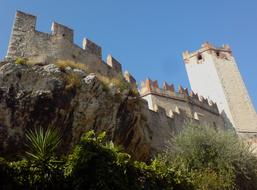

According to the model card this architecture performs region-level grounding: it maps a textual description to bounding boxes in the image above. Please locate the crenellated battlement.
[7,11,99,59]
[6,11,132,78]
[183,42,232,64]
[139,78,219,115]
[139,78,224,130]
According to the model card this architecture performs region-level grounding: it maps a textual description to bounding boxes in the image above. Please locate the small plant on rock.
[65,73,81,91]
[15,57,28,65]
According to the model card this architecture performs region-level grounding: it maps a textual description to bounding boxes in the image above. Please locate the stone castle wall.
[6,11,123,77]
[139,97,211,154]
[139,78,226,130]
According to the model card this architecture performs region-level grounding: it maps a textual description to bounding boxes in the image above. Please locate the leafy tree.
[157,125,257,190]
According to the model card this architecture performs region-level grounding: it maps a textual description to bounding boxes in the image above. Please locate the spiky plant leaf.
[25,126,62,163]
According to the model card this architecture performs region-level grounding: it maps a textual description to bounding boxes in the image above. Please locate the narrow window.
[197,54,203,61]
[216,51,220,57]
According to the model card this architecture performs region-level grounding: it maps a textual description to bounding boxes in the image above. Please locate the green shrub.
[0,157,22,190]
[15,57,28,65]
[157,125,257,190]
[65,130,192,190]
[0,126,66,189]
[9,158,66,190]
[7,127,66,189]
[3,127,255,190]
[65,130,136,190]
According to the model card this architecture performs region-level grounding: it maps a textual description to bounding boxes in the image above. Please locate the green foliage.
[64,130,192,190]
[0,157,21,189]
[157,125,257,190]
[25,126,62,163]
[1,127,256,190]
[8,158,66,189]
[64,130,136,190]
[15,57,28,65]
[116,73,130,92]
[8,126,66,189]
[0,126,65,189]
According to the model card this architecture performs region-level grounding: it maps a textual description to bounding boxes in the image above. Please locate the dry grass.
[14,58,89,69]
[65,73,81,91]
[55,59,88,72]
[97,74,126,90]
[97,74,139,96]
[13,57,138,95]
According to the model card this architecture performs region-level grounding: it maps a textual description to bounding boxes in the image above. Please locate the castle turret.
[183,42,257,135]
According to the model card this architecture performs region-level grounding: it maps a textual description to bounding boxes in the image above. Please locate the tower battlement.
[183,42,232,64]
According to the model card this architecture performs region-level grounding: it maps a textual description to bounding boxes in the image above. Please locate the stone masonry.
[6,11,126,78]
[183,42,257,139]
[139,78,225,130]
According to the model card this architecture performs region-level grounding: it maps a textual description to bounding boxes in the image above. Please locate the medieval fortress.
[4,11,257,143]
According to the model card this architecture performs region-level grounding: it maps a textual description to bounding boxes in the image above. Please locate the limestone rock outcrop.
[0,62,154,161]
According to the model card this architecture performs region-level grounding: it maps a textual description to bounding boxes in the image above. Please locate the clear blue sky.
[0,0,256,109]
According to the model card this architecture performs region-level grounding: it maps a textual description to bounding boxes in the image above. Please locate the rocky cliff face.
[0,61,167,161]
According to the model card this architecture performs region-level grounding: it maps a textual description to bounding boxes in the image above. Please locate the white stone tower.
[183,42,257,136]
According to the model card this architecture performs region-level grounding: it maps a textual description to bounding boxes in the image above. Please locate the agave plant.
[25,126,62,163]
